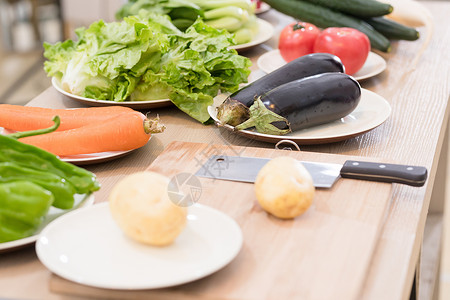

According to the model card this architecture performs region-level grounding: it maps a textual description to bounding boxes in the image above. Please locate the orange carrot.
[19,111,165,156]
[0,104,135,131]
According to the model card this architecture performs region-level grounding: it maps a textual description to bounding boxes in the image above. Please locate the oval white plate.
[52,77,173,110]
[209,89,391,145]
[0,194,94,253]
[229,18,274,52]
[1,127,135,165]
[36,202,243,290]
[257,50,387,81]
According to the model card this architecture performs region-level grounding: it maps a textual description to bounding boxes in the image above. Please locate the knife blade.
[195,155,428,188]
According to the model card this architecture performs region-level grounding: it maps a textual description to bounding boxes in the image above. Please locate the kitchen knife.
[195,155,427,188]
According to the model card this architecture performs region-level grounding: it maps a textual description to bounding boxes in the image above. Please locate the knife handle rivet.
[352,162,359,166]
[379,165,386,168]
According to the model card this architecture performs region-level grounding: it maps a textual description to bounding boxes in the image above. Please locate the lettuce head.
[43,13,251,123]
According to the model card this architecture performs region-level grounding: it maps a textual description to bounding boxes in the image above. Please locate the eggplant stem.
[8,115,60,139]
[144,113,166,134]
[216,97,250,126]
[235,97,291,135]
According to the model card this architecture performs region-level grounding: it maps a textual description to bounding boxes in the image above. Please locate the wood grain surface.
[49,141,393,300]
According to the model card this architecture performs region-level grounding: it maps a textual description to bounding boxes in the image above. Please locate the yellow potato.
[255,156,315,219]
[109,171,187,246]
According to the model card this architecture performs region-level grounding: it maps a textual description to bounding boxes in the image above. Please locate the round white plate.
[229,18,274,52]
[209,89,391,145]
[52,77,173,110]
[36,202,243,289]
[0,194,94,253]
[255,2,271,14]
[257,50,387,81]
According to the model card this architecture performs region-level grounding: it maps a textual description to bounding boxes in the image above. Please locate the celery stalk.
[233,28,253,44]
[205,16,243,32]
[189,0,253,12]
[205,6,248,22]
[243,14,259,35]
[204,6,249,22]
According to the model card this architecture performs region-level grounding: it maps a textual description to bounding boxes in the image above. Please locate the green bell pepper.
[0,162,76,209]
[0,181,54,243]
[0,116,100,194]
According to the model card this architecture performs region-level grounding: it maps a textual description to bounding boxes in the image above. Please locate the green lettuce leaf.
[43,13,251,123]
[43,39,77,80]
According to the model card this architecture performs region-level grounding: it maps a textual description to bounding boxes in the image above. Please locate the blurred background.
[0,0,122,105]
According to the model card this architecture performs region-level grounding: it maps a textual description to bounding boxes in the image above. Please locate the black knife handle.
[340,160,428,187]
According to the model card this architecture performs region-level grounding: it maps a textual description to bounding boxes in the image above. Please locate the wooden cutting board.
[50,141,393,300]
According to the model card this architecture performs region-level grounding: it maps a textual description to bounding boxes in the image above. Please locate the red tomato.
[278,22,321,63]
[313,27,370,75]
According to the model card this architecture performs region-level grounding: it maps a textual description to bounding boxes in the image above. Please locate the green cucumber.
[303,0,393,18]
[364,17,420,41]
[262,0,391,52]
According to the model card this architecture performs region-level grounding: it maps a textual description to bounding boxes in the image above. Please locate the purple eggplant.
[230,53,345,107]
[218,72,361,135]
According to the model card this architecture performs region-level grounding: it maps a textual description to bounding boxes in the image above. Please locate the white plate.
[257,50,387,81]
[229,18,274,52]
[209,89,391,145]
[52,77,173,110]
[0,194,94,253]
[36,202,243,289]
[1,127,135,165]
[255,2,271,14]
[60,150,135,166]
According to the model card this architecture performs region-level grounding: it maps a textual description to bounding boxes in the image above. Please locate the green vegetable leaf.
[43,39,76,80]
[43,14,251,123]
[235,98,292,135]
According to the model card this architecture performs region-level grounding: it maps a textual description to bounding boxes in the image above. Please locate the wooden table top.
[1,1,449,299]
